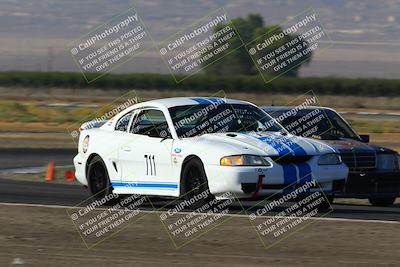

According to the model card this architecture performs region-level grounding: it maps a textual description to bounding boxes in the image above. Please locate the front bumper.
[335,170,400,198]
[204,163,348,199]
[73,153,87,186]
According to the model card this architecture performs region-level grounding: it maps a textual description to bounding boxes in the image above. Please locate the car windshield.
[266,108,360,140]
[169,104,284,138]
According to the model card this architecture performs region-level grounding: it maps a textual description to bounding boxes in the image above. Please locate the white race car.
[73,97,348,205]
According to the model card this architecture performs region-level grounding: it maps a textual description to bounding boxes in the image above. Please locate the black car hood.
[322,138,397,154]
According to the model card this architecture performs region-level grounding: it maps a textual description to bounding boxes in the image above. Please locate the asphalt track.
[0,148,399,221]
[1,149,400,266]
[0,178,399,221]
[0,148,76,169]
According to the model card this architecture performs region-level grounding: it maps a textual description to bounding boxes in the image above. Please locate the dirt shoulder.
[0,204,399,267]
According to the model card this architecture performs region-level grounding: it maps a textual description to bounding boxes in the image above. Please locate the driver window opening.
[130,109,171,138]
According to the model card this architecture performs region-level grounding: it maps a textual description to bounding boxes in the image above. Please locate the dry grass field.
[0,87,399,150]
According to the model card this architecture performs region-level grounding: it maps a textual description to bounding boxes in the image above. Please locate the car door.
[117,108,177,196]
[105,109,136,183]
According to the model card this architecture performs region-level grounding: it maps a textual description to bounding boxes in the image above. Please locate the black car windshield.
[266,108,360,140]
[169,104,284,138]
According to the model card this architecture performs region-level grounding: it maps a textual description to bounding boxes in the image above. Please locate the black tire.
[181,158,214,209]
[317,195,334,211]
[368,197,396,207]
[87,155,113,200]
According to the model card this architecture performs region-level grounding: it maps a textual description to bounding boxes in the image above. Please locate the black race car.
[264,106,400,206]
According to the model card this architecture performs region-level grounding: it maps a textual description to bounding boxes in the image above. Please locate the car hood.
[199,131,337,156]
[321,138,398,154]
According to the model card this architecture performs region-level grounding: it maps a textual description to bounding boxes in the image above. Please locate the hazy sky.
[0,0,399,78]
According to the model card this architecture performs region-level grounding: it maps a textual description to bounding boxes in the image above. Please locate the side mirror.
[147,129,171,139]
[147,130,161,138]
[360,134,369,143]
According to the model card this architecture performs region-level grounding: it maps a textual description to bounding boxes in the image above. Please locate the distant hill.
[0,0,399,78]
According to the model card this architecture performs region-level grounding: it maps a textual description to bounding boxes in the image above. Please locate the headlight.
[220,155,271,166]
[318,153,342,165]
[377,154,399,170]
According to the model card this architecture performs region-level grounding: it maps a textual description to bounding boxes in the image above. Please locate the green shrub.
[0,71,399,96]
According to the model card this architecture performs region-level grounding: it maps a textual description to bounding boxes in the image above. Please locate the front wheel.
[369,197,396,207]
[87,155,113,200]
[181,158,214,209]
[317,195,334,211]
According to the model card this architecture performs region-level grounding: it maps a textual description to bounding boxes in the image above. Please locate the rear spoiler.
[79,120,108,131]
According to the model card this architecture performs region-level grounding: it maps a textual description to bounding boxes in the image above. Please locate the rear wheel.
[87,155,113,200]
[368,197,396,207]
[181,158,214,209]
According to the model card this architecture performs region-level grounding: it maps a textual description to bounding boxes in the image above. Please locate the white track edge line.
[0,202,398,224]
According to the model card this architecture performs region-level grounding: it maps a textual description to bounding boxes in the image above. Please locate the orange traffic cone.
[65,170,75,182]
[45,161,55,182]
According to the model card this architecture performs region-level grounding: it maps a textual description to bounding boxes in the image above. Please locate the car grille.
[269,155,313,164]
[340,151,376,171]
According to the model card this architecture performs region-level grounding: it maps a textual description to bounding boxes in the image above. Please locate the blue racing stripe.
[208,98,226,104]
[277,135,307,156]
[111,182,178,189]
[191,98,212,104]
[283,140,307,156]
[296,163,312,192]
[258,136,291,156]
[282,164,297,193]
